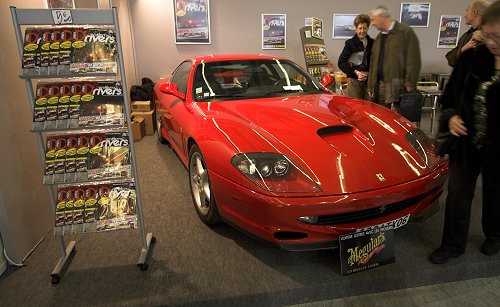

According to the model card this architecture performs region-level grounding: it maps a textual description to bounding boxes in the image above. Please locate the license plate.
[355,214,410,232]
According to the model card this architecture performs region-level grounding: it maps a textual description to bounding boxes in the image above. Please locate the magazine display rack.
[299,26,331,81]
[10,7,154,284]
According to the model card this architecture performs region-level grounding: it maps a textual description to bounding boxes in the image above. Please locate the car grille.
[315,188,438,225]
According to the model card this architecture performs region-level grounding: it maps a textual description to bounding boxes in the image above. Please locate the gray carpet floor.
[1,111,500,306]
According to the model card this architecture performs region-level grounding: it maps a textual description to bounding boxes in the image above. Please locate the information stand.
[299,26,331,81]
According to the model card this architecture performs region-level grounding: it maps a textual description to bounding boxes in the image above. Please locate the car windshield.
[192,59,326,101]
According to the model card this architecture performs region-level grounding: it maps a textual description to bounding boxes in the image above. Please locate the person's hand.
[448,115,468,136]
[462,31,483,52]
[358,71,368,81]
[472,30,484,42]
[354,70,367,81]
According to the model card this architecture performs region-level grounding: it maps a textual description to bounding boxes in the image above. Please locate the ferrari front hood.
[199,94,434,195]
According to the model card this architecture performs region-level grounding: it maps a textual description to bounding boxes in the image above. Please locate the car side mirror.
[159,82,185,100]
[321,74,335,88]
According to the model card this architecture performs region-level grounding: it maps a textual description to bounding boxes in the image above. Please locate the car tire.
[155,106,168,144]
[188,144,221,224]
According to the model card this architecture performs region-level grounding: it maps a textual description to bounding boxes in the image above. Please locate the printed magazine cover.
[70,27,117,73]
[87,130,131,180]
[22,27,42,69]
[96,183,137,232]
[77,81,124,127]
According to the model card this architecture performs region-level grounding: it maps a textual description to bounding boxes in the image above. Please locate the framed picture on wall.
[400,3,431,27]
[437,15,461,48]
[47,0,74,8]
[332,14,357,39]
[173,0,211,44]
[262,14,286,49]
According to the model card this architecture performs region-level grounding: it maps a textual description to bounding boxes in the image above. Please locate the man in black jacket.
[430,1,500,264]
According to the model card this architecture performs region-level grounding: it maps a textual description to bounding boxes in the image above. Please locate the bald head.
[465,0,491,28]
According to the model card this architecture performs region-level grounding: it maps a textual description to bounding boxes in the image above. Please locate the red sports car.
[153,54,448,251]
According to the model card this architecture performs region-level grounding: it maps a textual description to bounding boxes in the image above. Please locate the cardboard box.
[131,116,145,141]
[131,110,156,135]
[131,100,152,112]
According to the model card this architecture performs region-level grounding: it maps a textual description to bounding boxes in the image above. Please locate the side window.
[170,61,192,95]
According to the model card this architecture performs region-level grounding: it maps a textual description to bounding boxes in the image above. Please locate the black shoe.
[429,247,463,264]
[481,238,499,256]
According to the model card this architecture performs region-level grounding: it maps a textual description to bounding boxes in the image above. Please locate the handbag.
[398,92,423,122]
[434,131,456,156]
[348,51,364,67]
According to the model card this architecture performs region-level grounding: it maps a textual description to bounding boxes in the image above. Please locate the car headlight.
[405,128,441,168]
[231,152,321,193]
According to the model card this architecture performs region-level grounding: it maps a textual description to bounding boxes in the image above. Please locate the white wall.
[0,0,53,264]
[130,0,471,81]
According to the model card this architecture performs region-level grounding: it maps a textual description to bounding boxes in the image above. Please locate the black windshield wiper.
[263,88,307,96]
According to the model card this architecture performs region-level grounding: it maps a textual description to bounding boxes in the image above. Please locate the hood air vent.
[317,125,352,137]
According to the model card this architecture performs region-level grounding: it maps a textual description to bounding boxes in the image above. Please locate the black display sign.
[339,225,395,276]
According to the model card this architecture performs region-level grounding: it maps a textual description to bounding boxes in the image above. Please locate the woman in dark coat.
[429,1,500,264]
[338,14,374,100]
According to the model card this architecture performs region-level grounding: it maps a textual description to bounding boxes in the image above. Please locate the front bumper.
[209,164,447,251]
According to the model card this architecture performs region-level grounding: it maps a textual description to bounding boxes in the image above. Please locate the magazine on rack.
[78,81,124,127]
[54,186,67,235]
[43,135,56,184]
[40,28,52,68]
[59,28,75,66]
[57,82,71,129]
[46,83,60,130]
[63,134,78,182]
[87,130,131,181]
[95,182,137,232]
[22,28,42,69]
[34,82,48,130]
[53,134,67,183]
[49,28,62,68]
[70,27,117,74]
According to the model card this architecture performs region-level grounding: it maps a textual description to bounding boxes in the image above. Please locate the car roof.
[191,54,287,63]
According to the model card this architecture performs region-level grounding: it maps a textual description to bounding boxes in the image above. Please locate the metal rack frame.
[10,6,154,284]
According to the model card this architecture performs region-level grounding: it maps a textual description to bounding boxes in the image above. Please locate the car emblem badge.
[380,205,387,214]
[376,173,385,182]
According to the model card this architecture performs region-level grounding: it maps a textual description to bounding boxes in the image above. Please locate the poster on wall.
[47,0,74,8]
[262,14,286,49]
[437,15,461,48]
[332,14,357,39]
[174,0,211,44]
[400,3,431,27]
[311,18,323,39]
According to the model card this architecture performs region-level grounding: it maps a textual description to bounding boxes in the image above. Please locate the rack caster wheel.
[151,236,156,244]
[138,263,149,271]
[51,274,60,285]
